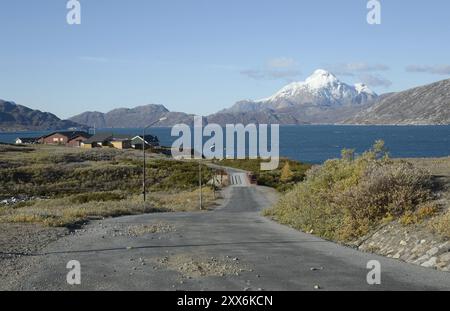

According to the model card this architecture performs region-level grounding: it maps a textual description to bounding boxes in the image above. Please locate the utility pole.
[143,117,167,203]
[212,168,216,200]
[199,161,203,210]
[143,126,147,202]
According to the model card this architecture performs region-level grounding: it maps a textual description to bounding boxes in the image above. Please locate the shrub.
[428,210,450,238]
[69,192,126,204]
[280,162,294,183]
[266,142,437,242]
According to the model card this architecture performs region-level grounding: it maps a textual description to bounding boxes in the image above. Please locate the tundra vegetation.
[264,141,449,242]
[0,145,214,227]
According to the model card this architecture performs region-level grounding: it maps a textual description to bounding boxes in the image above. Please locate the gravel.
[0,223,68,290]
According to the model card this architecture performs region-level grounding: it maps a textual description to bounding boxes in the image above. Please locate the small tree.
[341,148,355,162]
[372,140,389,160]
[280,161,294,183]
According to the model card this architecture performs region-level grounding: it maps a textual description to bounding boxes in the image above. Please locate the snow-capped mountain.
[208,69,378,124]
[225,69,377,113]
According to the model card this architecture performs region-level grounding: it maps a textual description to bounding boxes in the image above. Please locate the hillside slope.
[70,104,195,128]
[0,100,81,132]
[345,79,450,125]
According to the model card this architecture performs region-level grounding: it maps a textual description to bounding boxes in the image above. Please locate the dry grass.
[150,188,217,212]
[265,142,440,242]
[429,210,450,238]
[0,145,216,227]
[0,189,217,227]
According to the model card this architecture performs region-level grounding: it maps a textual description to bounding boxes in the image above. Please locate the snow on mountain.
[210,69,379,124]
[354,83,376,96]
[254,69,377,110]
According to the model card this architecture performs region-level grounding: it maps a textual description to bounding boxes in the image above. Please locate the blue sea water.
[1,126,450,164]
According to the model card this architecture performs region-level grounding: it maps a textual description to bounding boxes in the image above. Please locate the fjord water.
[1,125,450,164]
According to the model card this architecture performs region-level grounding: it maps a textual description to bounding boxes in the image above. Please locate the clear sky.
[0,0,449,119]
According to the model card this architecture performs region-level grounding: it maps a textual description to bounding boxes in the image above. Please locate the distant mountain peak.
[304,69,339,88]
[354,83,376,96]
[210,69,380,125]
[69,103,192,128]
[256,69,377,107]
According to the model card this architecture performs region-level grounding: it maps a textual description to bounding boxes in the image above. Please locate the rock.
[314,285,321,290]
[436,262,448,269]
[421,257,438,268]
[310,267,324,271]
[426,247,439,257]
[438,242,449,249]
[399,240,407,246]
[438,252,450,263]
[415,254,430,263]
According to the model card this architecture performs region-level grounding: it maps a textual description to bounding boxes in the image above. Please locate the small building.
[110,137,132,150]
[131,135,160,150]
[82,133,132,150]
[67,134,91,147]
[38,131,91,147]
[15,137,39,145]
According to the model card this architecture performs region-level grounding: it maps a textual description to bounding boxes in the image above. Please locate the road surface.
[11,170,450,291]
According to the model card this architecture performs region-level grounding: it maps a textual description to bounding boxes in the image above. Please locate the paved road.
[14,171,450,291]
[228,172,251,187]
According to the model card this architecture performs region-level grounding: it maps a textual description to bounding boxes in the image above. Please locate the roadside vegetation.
[429,210,450,238]
[0,145,215,227]
[217,158,311,191]
[264,141,443,242]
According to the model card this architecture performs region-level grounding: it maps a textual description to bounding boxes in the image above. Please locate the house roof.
[42,131,91,140]
[68,134,91,142]
[84,133,133,144]
[132,135,159,143]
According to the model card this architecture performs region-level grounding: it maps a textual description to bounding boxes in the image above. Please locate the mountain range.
[71,69,381,128]
[70,104,195,128]
[344,78,450,125]
[1,69,449,132]
[0,100,81,132]
[208,69,378,125]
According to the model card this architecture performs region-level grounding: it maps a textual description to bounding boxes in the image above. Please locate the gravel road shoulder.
[0,223,68,290]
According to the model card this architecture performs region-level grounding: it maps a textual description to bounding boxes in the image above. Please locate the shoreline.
[2,123,450,134]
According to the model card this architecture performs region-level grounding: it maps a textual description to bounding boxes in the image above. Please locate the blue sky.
[0,0,449,119]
